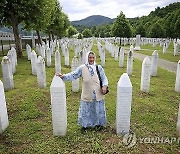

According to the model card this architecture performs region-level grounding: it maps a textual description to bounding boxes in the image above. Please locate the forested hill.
[71,15,115,27]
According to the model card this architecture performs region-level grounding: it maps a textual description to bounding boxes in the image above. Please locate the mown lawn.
[123,42,180,63]
[0,41,180,153]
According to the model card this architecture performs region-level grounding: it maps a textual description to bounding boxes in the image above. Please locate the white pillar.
[71,56,79,92]
[119,47,124,67]
[50,76,67,136]
[46,48,51,67]
[176,103,180,137]
[134,35,141,50]
[127,50,133,76]
[64,47,69,66]
[26,44,32,60]
[0,80,9,134]
[1,56,14,90]
[116,73,132,135]
[55,50,61,73]
[140,57,151,93]
[175,60,180,92]
[31,50,37,75]
[151,50,158,76]
[36,56,46,88]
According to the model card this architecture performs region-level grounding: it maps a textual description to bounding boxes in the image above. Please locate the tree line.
[75,2,180,39]
[0,0,71,58]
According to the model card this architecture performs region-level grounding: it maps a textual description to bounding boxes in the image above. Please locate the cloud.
[59,0,179,21]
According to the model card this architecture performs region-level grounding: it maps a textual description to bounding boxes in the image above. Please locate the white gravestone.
[140,57,151,93]
[31,50,37,75]
[134,35,141,50]
[176,103,180,137]
[46,47,51,66]
[55,50,61,73]
[26,44,32,60]
[101,47,105,67]
[119,47,124,67]
[1,56,14,90]
[163,43,167,54]
[7,50,15,74]
[127,50,133,76]
[0,80,9,134]
[64,47,69,66]
[174,43,179,56]
[50,76,67,136]
[175,60,180,92]
[116,73,132,135]
[71,56,79,92]
[11,47,17,66]
[151,50,158,76]
[36,56,46,88]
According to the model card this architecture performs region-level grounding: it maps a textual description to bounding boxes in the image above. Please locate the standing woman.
[56,51,108,131]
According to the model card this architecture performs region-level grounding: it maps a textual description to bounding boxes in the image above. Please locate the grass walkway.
[0,42,180,153]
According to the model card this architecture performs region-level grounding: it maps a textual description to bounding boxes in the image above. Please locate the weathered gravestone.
[151,50,158,76]
[176,103,180,137]
[31,50,37,75]
[71,56,79,92]
[64,47,69,66]
[175,60,180,92]
[116,73,132,135]
[36,56,46,88]
[140,57,151,93]
[134,35,141,50]
[119,47,124,68]
[127,50,133,76]
[1,56,14,90]
[50,76,67,136]
[0,80,9,134]
[55,50,61,73]
[26,44,32,60]
[46,47,51,67]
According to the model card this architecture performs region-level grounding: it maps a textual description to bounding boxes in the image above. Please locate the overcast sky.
[59,0,179,21]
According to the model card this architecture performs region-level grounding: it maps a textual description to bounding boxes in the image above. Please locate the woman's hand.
[101,85,107,95]
[55,73,64,79]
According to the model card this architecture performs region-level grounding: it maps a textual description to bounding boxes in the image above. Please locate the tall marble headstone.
[0,80,9,134]
[64,47,69,66]
[140,57,151,93]
[119,47,124,68]
[176,103,180,137]
[134,35,141,50]
[127,50,133,76]
[50,76,67,136]
[71,56,79,92]
[55,50,61,73]
[151,50,158,76]
[26,44,32,60]
[36,56,46,88]
[46,47,51,66]
[116,73,132,135]
[31,50,37,75]
[175,60,180,92]
[1,56,14,90]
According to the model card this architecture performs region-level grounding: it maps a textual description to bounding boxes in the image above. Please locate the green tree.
[82,28,92,38]
[148,22,165,38]
[46,1,70,41]
[23,0,56,45]
[67,26,78,37]
[135,24,146,37]
[112,11,132,37]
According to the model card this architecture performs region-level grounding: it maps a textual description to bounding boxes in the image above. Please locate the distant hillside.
[71,15,115,27]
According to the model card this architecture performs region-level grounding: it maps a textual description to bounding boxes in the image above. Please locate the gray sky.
[59,0,179,21]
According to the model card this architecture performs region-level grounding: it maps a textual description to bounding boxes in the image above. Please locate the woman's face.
[88,53,95,65]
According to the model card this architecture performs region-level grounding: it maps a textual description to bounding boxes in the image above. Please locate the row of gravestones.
[1,39,180,137]
[0,38,94,134]
[50,72,180,137]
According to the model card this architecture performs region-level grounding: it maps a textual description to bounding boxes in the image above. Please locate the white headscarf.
[85,51,97,75]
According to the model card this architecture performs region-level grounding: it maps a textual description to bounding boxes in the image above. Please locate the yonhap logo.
[122,132,137,148]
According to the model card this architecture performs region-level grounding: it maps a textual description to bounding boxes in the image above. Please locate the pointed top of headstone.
[50,75,65,90]
[143,57,151,65]
[1,56,10,63]
[32,50,36,55]
[118,73,132,87]
[152,50,158,56]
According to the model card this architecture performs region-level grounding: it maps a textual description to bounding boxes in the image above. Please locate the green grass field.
[0,41,180,153]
